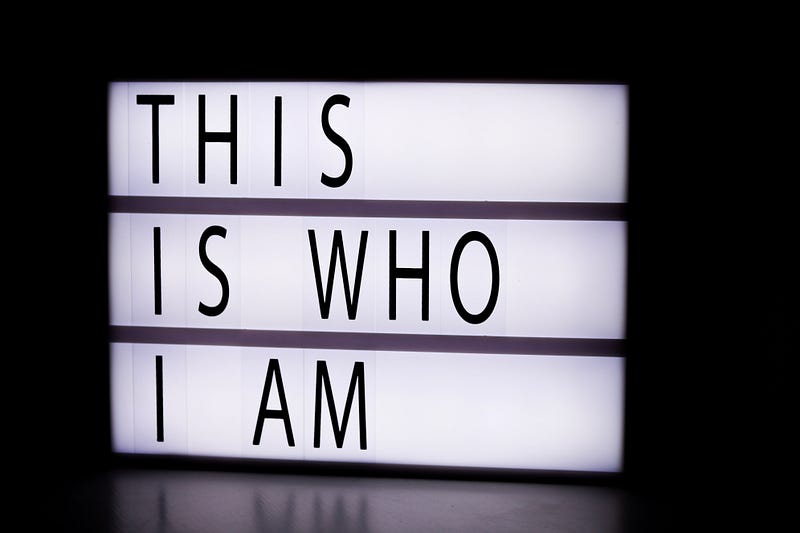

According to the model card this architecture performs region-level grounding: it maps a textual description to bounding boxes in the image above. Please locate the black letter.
[450,231,500,324]
[314,360,367,449]
[389,230,429,321]
[198,225,230,317]
[136,95,175,184]
[274,95,282,187]
[308,230,368,319]
[320,94,352,188]
[253,358,295,447]
[153,227,162,315]
[156,355,164,442]
[198,94,237,184]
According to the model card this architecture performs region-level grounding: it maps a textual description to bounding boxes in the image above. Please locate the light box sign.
[108,82,627,473]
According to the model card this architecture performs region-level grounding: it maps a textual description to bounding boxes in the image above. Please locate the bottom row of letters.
[111,342,624,472]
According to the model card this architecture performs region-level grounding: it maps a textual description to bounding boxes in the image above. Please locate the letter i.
[154,227,162,315]
[156,355,164,442]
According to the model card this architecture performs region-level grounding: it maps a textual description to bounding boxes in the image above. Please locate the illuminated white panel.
[248,83,308,198]
[241,347,305,459]
[108,213,131,326]
[302,217,377,333]
[185,215,241,329]
[110,343,134,453]
[108,82,128,196]
[121,216,625,339]
[109,82,626,201]
[303,349,376,463]
[506,221,626,339]
[112,344,623,471]
[186,345,242,457]
[128,82,186,196]
[109,81,628,474]
[375,352,624,472]
[364,82,627,202]
[184,83,251,198]
[240,216,304,331]
[307,82,365,199]
[132,344,188,454]
[130,214,186,327]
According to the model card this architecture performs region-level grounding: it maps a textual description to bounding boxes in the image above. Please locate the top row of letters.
[109,82,628,203]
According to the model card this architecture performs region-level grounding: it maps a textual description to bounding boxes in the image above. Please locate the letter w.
[307,229,368,319]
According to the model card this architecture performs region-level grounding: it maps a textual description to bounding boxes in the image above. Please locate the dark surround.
[14,40,793,530]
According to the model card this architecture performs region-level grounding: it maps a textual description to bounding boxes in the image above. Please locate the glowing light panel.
[108,81,628,473]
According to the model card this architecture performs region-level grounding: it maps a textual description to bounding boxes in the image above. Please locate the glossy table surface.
[37,465,731,533]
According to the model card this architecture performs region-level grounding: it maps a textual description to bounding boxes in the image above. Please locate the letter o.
[449,231,499,324]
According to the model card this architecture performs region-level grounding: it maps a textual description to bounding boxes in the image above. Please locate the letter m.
[313,360,367,449]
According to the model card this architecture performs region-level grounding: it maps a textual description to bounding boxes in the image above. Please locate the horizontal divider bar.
[109,196,627,221]
[110,326,624,357]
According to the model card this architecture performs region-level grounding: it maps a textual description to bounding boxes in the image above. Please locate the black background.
[11,24,793,529]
